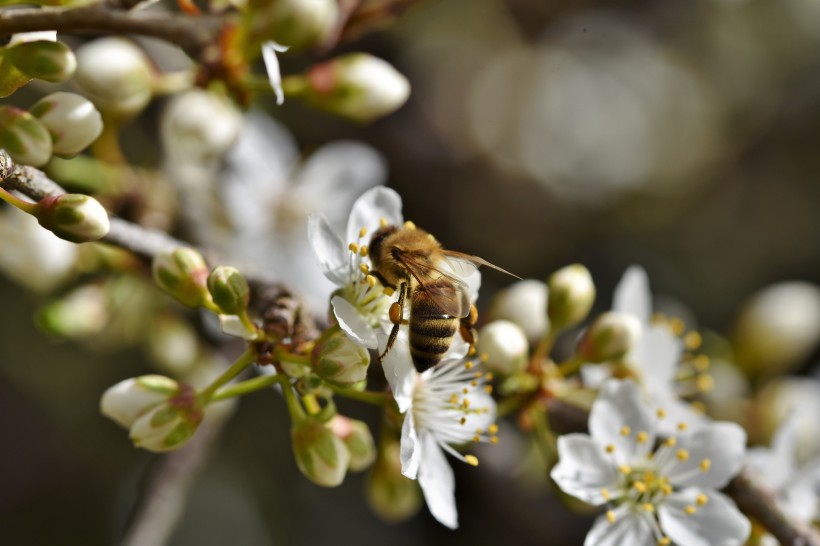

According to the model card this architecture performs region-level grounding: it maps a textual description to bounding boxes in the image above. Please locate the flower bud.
[35,193,110,242]
[129,384,203,452]
[37,283,107,338]
[312,329,370,388]
[4,39,76,83]
[289,53,410,123]
[291,417,351,487]
[160,89,242,165]
[74,38,154,119]
[152,247,211,308]
[547,264,595,331]
[577,311,641,363]
[732,282,820,377]
[207,266,250,315]
[29,92,103,157]
[476,320,529,375]
[366,439,422,523]
[0,106,52,166]
[248,0,338,49]
[100,374,179,428]
[489,279,549,343]
[329,416,376,472]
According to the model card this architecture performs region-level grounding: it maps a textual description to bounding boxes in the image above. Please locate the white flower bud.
[4,39,76,83]
[35,193,110,242]
[577,311,642,363]
[489,279,549,343]
[0,106,52,166]
[733,282,820,376]
[291,418,351,487]
[758,377,820,461]
[152,247,211,308]
[547,264,595,331]
[328,415,376,472]
[249,0,338,49]
[160,89,242,165]
[312,329,371,388]
[74,38,154,119]
[476,320,529,375]
[291,53,410,123]
[29,92,102,157]
[100,375,179,428]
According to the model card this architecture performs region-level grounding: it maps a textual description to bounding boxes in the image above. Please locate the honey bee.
[368,221,518,372]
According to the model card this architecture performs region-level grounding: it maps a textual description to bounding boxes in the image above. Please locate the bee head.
[368,224,397,267]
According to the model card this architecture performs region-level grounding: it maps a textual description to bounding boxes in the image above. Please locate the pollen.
[473,435,481,442]
[619,464,631,475]
[348,242,359,253]
[636,431,649,444]
[669,317,685,336]
[696,493,709,506]
[700,459,711,472]
[656,408,666,419]
[677,422,689,431]
[606,510,616,523]
[601,488,610,501]
[366,275,377,287]
[633,481,647,493]
[460,417,466,425]
[676,449,690,461]
[684,331,702,350]
[693,355,710,372]
[490,436,499,444]
[359,264,370,275]
[359,227,368,238]
[383,286,395,296]
[449,394,459,404]
[658,537,671,546]
[642,503,655,513]
[620,426,631,436]
[404,220,416,230]
[464,361,474,370]
[480,353,489,363]
[464,455,479,467]
[359,246,368,257]
[684,505,697,515]
[488,424,499,435]
[484,385,493,394]
[605,444,616,454]
[663,437,677,448]
[696,374,714,392]
[379,217,388,227]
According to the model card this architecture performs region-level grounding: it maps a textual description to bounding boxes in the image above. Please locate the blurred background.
[2,0,820,544]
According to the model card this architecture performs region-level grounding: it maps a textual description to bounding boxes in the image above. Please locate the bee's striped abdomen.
[409,282,459,372]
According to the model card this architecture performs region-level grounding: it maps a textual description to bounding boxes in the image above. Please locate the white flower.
[29,92,102,157]
[308,186,401,348]
[551,379,750,546]
[100,375,178,428]
[384,331,497,529]
[582,266,704,434]
[747,413,820,528]
[0,208,77,292]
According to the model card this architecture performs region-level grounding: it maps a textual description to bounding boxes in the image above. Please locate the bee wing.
[441,250,522,279]
[396,253,472,318]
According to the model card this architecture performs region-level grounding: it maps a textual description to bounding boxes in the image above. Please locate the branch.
[546,398,820,546]
[0,4,225,57]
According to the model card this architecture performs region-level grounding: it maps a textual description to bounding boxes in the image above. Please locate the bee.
[368,221,518,372]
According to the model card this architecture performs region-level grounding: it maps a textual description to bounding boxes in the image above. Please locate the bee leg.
[459,304,479,355]
[378,281,407,362]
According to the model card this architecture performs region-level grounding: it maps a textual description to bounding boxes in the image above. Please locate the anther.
[677,422,688,431]
[404,220,416,230]
[359,264,369,275]
[664,437,677,448]
[379,217,388,227]
[460,417,466,425]
[696,493,708,506]
[464,361,474,370]
[484,385,493,394]
[449,394,459,404]
[696,374,714,392]
[462,399,470,409]
[366,275,377,287]
[480,353,489,363]
[633,481,647,493]
[472,435,480,443]
[669,317,685,335]
[636,431,648,444]
[601,488,610,501]
[359,246,368,257]
[656,408,666,419]
[684,331,702,350]
[605,444,616,454]
[658,538,671,546]
[620,426,631,436]
[700,459,711,472]
[468,346,477,356]
[642,503,655,513]
[471,380,478,387]
[606,510,616,523]
[619,465,631,474]
[463,387,469,394]
[359,227,367,238]
[464,455,479,467]
[485,373,494,381]
[684,505,696,515]
[488,424,499,434]
[348,242,359,253]
[693,355,710,371]
[676,449,690,461]
[490,436,499,444]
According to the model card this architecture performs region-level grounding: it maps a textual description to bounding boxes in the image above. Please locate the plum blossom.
[582,266,705,434]
[383,330,497,529]
[551,379,750,546]
[308,186,402,348]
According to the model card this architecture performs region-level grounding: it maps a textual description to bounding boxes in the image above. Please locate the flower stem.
[556,354,585,377]
[198,348,256,402]
[274,347,312,368]
[530,330,556,366]
[532,404,557,468]
[209,373,280,402]
[329,385,387,406]
[276,375,306,421]
[0,186,37,214]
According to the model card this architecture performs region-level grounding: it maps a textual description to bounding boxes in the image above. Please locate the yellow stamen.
[601,488,610,501]
[383,287,394,296]
[490,436,499,444]
[620,426,631,436]
[693,354,710,371]
[460,417,466,425]
[480,353,489,363]
[660,483,673,495]
[656,408,666,419]
[449,394,459,404]
[404,220,416,230]
[642,503,655,513]
[633,481,647,493]
[359,246,368,257]
[605,444,616,454]
[464,361,474,370]
[348,242,359,253]
[463,387,469,394]
[359,264,369,275]
[606,510,616,523]
[700,459,711,472]
[684,331,702,350]
[696,493,708,506]
[472,435,480,443]
[696,374,714,392]
[488,424,499,434]
[359,227,367,238]
[484,385,493,394]
[664,437,677,448]
[485,373,494,381]
[619,465,631,474]
[676,449,690,461]
[636,431,649,444]
[464,455,479,467]
[658,537,671,546]
[468,346,477,356]
[669,317,685,335]
[379,217,388,227]
[684,505,696,515]
[366,275,377,287]
[677,422,688,431]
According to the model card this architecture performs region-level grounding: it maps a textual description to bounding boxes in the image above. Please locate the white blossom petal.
[346,186,403,244]
[308,214,349,286]
[581,364,614,389]
[585,507,654,546]
[417,431,458,529]
[261,41,288,105]
[379,329,416,412]
[400,410,421,479]
[331,295,378,349]
[589,379,655,464]
[659,489,750,546]
[218,314,257,340]
[663,422,746,489]
[633,325,681,389]
[612,265,651,325]
[747,412,798,491]
[551,434,620,505]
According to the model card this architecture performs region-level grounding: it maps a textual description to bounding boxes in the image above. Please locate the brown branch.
[546,399,820,546]
[0,4,225,57]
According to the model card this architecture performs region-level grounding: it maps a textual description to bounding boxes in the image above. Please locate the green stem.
[238,310,261,340]
[274,347,312,368]
[531,330,556,363]
[209,373,280,402]
[276,374,306,421]
[329,385,387,406]
[556,354,585,377]
[0,186,37,214]
[303,393,322,415]
[496,394,527,418]
[238,73,275,94]
[532,404,557,468]
[198,348,256,402]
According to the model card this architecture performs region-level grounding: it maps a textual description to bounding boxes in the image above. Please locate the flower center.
[342,225,392,325]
